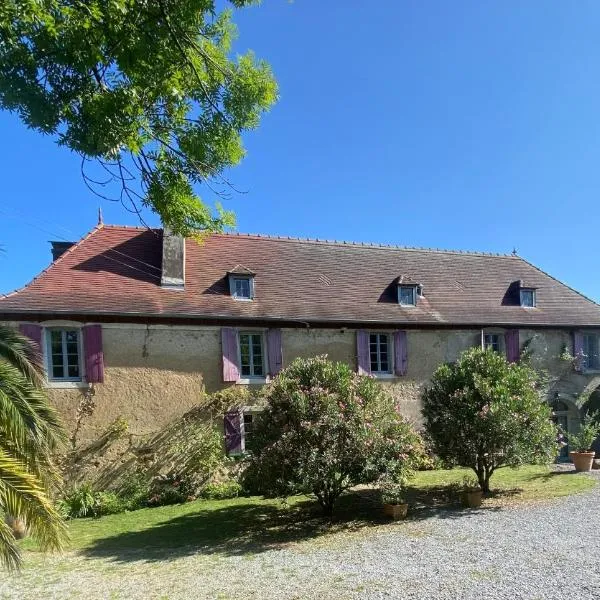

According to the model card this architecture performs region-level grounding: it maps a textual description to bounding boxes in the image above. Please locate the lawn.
[21,465,595,559]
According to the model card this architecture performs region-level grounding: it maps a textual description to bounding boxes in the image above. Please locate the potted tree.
[461,475,483,508]
[381,480,409,520]
[568,413,600,472]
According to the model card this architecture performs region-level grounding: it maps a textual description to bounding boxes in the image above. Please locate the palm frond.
[0,519,20,571]
[0,326,44,386]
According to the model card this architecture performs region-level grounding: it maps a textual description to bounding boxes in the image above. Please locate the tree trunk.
[5,515,27,539]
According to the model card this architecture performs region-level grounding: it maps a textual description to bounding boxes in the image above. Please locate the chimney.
[160,228,185,290]
[50,241,75,261]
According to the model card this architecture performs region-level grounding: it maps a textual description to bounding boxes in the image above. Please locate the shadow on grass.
[81,488,499,564]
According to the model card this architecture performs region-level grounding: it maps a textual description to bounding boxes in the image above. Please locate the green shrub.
[93,492,128,516]
[200,481,242,500]
[58,484,98,519]
[245,356,425,516]
[568,412,600,452]
[147,474,196,507]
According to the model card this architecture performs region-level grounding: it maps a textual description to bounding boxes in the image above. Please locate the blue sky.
[1,1,600,301]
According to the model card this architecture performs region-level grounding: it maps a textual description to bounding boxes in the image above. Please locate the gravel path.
[2,472,600,600]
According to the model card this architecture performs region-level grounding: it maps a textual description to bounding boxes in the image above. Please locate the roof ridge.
[0,225,104,299]
[102,224,160,232]
[214,231,514,258]
[515,254,600,308]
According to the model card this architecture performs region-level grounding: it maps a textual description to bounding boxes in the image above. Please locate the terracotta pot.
[383,503,409,520]
[461,489,483,508]
[5,515,27,540]
[570,451,596,472]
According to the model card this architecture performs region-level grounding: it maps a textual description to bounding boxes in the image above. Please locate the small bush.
[147,474,196,507]
[200,481,242,500]
[58,483,98,519]
[93,491,128,516]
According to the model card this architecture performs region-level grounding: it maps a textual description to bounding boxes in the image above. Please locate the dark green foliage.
[422,348,559,493]
[199,480,242,500]
[245,356,424,516]
[567,412,600,452]
[0,1,277,235]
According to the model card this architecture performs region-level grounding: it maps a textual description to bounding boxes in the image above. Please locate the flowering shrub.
[422,347,559,493]
[244,356,424,516]
[147,474,196,507]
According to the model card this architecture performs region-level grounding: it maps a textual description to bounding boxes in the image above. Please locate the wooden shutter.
[224,411,242,454]
[393,330,408,376]
[18,323,42,349]
[504,329,520,363]
[356,330,370,374]
[221,327,240,382]
[266,328,283,376]
[83,325,104,383]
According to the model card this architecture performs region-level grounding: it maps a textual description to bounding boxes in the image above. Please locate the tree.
[0,326,68,570]
[245,356,424,516]
[0,1,277,236]
[422,347,559,494]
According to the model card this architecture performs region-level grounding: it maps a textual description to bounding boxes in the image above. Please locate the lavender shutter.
[224,411,242,454]
[357,330,370,374]
[266,328,283,376]
[573,331,584,372]
[18,324,42,350]
[221,327,240,382]
[394,330,408,376]
[504,329,520,363]
[83,325,104,383]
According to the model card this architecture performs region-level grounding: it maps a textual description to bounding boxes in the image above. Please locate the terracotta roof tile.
[1,224,599,327]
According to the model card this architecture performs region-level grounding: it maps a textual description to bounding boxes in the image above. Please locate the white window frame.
[398,285,417,306]
[237,331,268,383]
[520,288,536,308]
[229,276,255,301]
[369,332,393,375]
[229,407,262,454]
[483,333,501,353]
[44,326,85,387]
[582,332,600,371]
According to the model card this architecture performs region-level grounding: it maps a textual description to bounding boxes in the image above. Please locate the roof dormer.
[228,265,255,301]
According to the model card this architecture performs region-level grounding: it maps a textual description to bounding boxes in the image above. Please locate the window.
[483,333,500,353]
[242,412,255,452]
[583,334,600,370]
[520,288,536,307]
[398,285,417,306]
[369,333,391,374]
[239,332,265,377]
[231,276,253,300]
[46,328,82,381]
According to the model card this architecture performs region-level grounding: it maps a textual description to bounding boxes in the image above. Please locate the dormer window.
[227,265,255,301]
[520,288,536,308]
[398,285,417,306]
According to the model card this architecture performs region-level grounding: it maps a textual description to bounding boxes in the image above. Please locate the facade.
[2,224,600,460]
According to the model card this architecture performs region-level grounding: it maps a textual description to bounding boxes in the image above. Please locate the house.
[2,223,600,459]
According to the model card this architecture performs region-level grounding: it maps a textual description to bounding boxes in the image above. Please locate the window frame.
[398,285,417,306]
[483,333,501,353]
[237,330,267,380]
[520,288,536,308]
[369,332,393,375]
[582,332,600,371]
[229,275,255,301]
[45,327,84,382]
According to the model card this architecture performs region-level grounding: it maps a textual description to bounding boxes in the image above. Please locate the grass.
[20,465,595,561]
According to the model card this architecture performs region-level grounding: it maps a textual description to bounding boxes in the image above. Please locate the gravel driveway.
[2,472,600,600]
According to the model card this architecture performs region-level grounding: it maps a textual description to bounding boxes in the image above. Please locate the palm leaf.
[0,326,44,386]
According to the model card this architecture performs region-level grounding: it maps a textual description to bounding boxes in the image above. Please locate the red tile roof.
[1,224,599,327]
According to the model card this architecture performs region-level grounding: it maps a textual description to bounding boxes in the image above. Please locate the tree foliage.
[0,1,277,236]
[245,356,424,516]
[422,347,558,493]
[0,326,68,570]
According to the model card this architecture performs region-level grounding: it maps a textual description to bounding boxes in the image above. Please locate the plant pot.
[461,490,483,508]
[570,451,596,472]
[5,515,27,540]
[383,503,408,520]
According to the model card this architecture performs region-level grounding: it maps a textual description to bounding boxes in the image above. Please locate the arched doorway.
[581,387,600,455]
[551,400,571,460]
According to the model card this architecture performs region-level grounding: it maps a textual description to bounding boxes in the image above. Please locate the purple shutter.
[224,411,242,454]
[573,331,584,372]
[394,330,408,376]
[221,327,239,382]
[357,330,370,374]
[266,328,283,376]
[505,329,520,363]
[83,325,104,383]
[18,324,42,350]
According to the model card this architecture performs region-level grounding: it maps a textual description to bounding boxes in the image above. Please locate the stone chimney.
[50,241,75,262]
[160,228,185,290]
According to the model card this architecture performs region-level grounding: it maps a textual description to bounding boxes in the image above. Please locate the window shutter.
[83,324,104,383]
[224,411,242,454]
[504,329,520,363]
[266,328,283,376]
[573,331,584,372]
[356,330,370,374]
[221,327,240,382]
[18,323,42,351]
[393,330,408,376]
